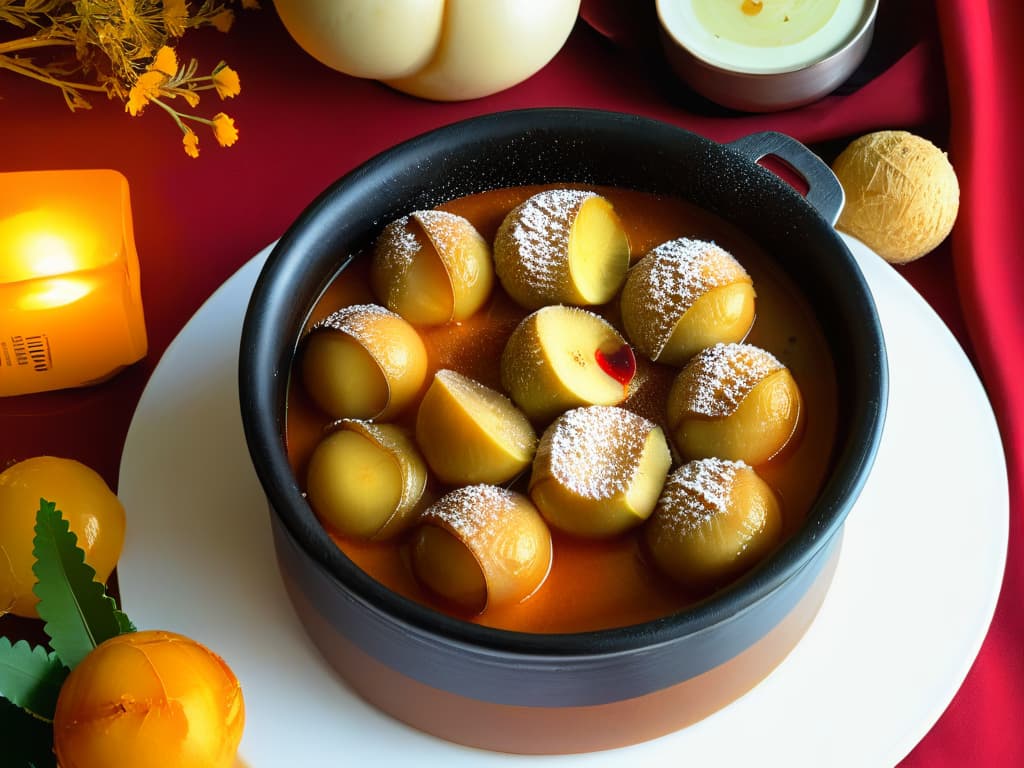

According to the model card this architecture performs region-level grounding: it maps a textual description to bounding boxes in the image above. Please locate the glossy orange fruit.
[54,630,245,768]
[0,456,125,618]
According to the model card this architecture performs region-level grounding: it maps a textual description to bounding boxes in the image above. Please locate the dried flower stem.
[1,0,254,155]
[0,58,103,91]
[0,36,75,55]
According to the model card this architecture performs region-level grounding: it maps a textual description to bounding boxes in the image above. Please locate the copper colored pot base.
[282,544,841,755]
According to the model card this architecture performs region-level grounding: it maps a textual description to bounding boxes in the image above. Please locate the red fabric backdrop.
[1,1,1020,764]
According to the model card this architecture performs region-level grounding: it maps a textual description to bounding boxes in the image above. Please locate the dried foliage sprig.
[0,0,259,157]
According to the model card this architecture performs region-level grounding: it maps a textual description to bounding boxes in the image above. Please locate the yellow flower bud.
[212,113,239,147]
[212,63,241,99]
[183,128,200,158]
[151,46,178,78]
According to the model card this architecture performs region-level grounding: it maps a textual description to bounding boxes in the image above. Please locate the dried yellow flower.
[183,129,200,158]
[212,113,238,147]
[1,0,255,156]
[126,71,160,115]
[152,46,179,78]
[164,0,188,38]
[212,63,240,99]
[124,47,176,115]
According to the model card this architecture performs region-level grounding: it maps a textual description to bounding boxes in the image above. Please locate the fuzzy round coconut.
[832,131,959,264]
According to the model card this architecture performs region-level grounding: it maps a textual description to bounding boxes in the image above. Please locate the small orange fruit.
[53,630,245,768]
[0,456,125,618]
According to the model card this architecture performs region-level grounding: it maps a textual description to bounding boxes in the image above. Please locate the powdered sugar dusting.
[622,238,749,360]
[324,417,384,442]
[415,210,486,290]
[653,458,747,538]
[313,303,393,337]
[538,406,654,500]
[414,208,463,233]
[674,343,783,417]
[422,484,518,544]
[495,189,595,307]
[373,215,422,308]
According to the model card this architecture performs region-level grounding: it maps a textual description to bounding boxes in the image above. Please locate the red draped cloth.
[1,1,1020,764]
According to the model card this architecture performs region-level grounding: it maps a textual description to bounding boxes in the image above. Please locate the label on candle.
[0,334,52,373]
[0,169,147,397]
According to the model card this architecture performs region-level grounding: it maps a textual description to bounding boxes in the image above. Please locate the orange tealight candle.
[0,169,147,396]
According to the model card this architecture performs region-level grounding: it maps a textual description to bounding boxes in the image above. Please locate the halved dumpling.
[529,406,671,538]
[306,420,428,540]
[501,305,635,424]
[621,238,755,366]
[301,303,428,420]
[411,485,552,613]
[644,458,782,589]
[666,343,803,465]
[371,210,493,325]
[415,369,537,485]
[493,189,630,309]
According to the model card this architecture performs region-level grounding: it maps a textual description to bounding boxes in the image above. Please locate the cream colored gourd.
[273,0,581,101]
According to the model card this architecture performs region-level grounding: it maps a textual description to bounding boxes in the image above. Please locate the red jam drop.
[595,343,637,394]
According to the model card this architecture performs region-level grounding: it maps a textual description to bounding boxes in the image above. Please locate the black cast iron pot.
[239,108,887,753]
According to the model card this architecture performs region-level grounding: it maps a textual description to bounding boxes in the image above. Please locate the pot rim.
[239,107,887,658]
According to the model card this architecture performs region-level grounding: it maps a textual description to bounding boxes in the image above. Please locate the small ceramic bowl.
[657,0,879,112]
[239,109,887,754]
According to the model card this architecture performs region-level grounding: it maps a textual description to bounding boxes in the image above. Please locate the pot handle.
[727,132,845,226]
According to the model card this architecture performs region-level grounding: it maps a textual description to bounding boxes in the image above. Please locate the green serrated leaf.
[116,610,137,634]
[32,500,127,669]
[0,696,57,768]
[0,638,67,722]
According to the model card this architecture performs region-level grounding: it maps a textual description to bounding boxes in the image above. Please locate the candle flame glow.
[16,278,93,310]
[20,233,80,277]
[0,210,103,284]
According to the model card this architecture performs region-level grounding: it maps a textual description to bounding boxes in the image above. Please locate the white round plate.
[118,234,1008,768]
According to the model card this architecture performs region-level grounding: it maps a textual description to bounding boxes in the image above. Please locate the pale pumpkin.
[273,0,581,101]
